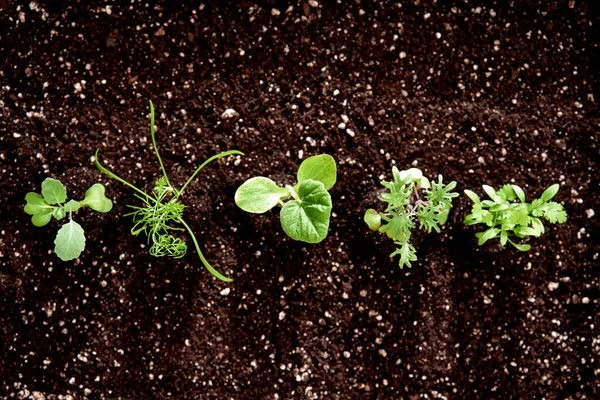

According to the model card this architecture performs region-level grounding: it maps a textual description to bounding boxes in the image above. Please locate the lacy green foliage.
[95,101,242,282]
[235,154,336,243]
[24,178,113,261]
[364,167,458,268]
[464,183,567,251]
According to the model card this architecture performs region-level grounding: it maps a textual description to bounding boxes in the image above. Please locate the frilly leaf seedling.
[364,167,458,268]
[24,178,113,261]
[95,100,243,282]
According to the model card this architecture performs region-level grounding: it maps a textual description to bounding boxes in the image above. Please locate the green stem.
[178,217,232,282]
[149,100,173,190]
[95,149,151,201]
[177,149,244,198]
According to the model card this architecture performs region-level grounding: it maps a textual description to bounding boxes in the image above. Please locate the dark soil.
[1,1,598,399]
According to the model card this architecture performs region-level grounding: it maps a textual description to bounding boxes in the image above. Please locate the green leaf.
[280,179,332,243]
[482,185,499,202]
[364,209,381,231]
[464,189,481,204]
[508,239,531,252]
[476,228,501,245]
[24,192,52,215]
[296,154,337,190]
[542,202,568,224]
[235,177,291,213]
[64,200,81,213]
[512,185,526,203]
[32,212,53,227]
[54,220,86,261]
[82,183,113,212]
[514,226,539,237]
[540,184,560,203]
[390,241,417,269]
[500,229,508,246]
[53,207,66,220]
[41,178,67,205]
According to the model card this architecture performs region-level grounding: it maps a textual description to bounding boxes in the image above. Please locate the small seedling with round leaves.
[464,183,567,251]
[364,167,458,268]
[235,154,337,243]
[95,100,242,282]
[24,178,113,261]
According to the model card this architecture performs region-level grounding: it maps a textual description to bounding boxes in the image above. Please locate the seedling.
[95,101,243,282]
[235,154,336,243]
[364,167,458,268]
[24,178,113,261]
[464,183,567,251]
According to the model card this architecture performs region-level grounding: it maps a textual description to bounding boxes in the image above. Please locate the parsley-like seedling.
[234,154,337,243]
[364,167,458,268]
[24,178,113,261]
[464,183,567,251]
[95,101,243,282]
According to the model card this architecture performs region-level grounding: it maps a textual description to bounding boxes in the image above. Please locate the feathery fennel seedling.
[464,183,567,251]
[24,178,113,261]
[364,167,458,268]
[235,154,336,243]
[95,101,243,282]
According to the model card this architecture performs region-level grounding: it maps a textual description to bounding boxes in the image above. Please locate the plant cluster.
[364,167,458,268]
[95,101,242,282]
[24,178,113,261]
[234,154,336,243]
[464,183,568,251]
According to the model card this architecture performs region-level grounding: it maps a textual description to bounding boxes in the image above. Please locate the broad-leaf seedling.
[464,183,567,251]
[364,167,458,268]
[24,178,113,261]
[95,101,243,282]
[235,154,336,243]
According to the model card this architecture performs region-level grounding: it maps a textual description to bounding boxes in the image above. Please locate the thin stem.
[149,100,173,190]
[177,149,244,198]
[178,217,232,282]
[95,149,151,200]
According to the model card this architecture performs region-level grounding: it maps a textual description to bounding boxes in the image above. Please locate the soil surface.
[1,1,599,399]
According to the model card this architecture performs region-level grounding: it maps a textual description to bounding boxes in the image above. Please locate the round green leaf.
[364,209,381,231]
[540,184,560,203]
[42,178,67,205]
[235,177,290,214]
[82,183,113,212]
[280,179,332,243]
[296,154,337,190]
[31,212,53,227]
[54,220,86,261]
[24,192,51,215]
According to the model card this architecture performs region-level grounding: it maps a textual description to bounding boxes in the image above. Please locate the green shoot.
[234,154,336,243]
[464,183,567,251]
[364,167,458,268]
[24,178,113,261]
[95,101,242,282]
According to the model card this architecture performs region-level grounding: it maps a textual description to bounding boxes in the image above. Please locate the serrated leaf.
[82,183,113,212]
[64,200,81,213]
[364,209,381,231]
[53,207,66,220]
[390,241,417,269]
[280,179,332,243]
[542,202,568,223]
[296,154,337,190]
[235,177,291,213]
[54,220,86,261]
[540,184,560,203]
[41,178,67,205]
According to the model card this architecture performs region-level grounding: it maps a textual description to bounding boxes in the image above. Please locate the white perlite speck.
[221,108,239,119]
[585,209,595,218]
[548,282,559,291]
[220,287,231,296]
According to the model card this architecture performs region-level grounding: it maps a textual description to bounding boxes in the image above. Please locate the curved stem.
[177,150,244,198]
[149,100,173,190]
[95,149,151,201]
[178,217,232,282]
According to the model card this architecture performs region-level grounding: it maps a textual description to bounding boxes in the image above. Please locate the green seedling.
[24,178,113,261]
[235,154,337,243]
[364,167,458,268]
[464,183,567,251]
[95,101,243,282]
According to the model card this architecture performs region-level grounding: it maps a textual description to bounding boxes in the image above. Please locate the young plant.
[464,183,567,251]
[364,167,458,268]
[94,101,243,282]
[24,178,113,261]
[234,154,337,243]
